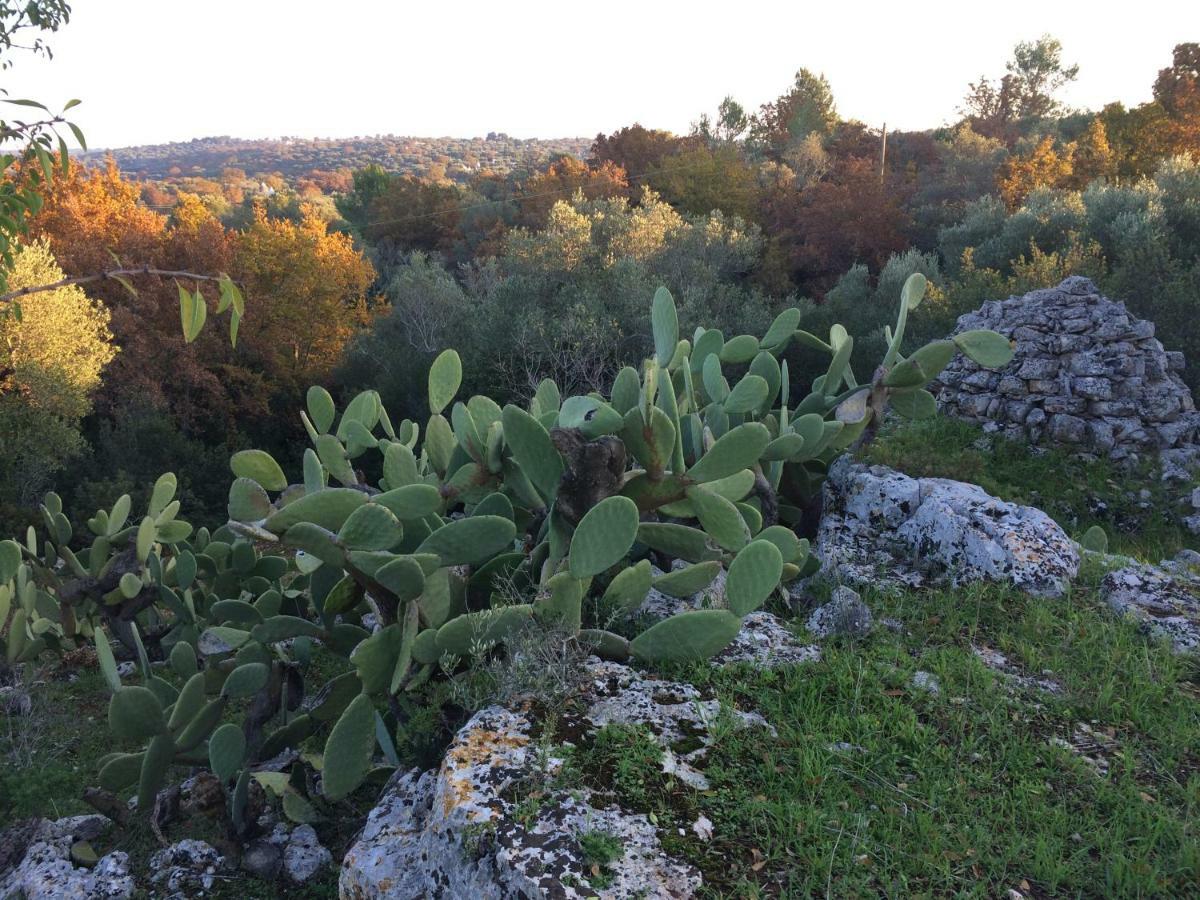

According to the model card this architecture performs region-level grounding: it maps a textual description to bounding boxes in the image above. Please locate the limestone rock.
[806,586,873,639]
[817,458,1079,597]
[340,659,775,898]
[710,611,821,668]
[282,824,331,884]
[0,815,132,900]
[934,276,1200,461]
[1100,562,1200,654]
[148,839,227,898]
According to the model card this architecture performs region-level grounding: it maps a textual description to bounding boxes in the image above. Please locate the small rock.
[691,815,714,842]
[282,824,331,884]
[912,671,941,695]
[1100,563,1200,653]
[240,840,281,881]
[148,839,227,897]
[806,585,873,639]
[710,611,820,667]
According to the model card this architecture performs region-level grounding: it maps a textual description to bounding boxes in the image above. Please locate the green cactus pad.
[687,485,751,552]
[0,539,20,583]
[375,483,442,519]
[322,693,377,802]
[382,442,419,488]
[316,434,357,487]
[537,572,584,632]
[651,285,679,366]
[230,450,288,492]
[108,686,166,742]
[756,525,805,564]
[428,348,463,415]
[559,396,624,438]
[98,752,143,791]
[630,609,741,663]
[306,386,337,434]
[228,478,272,523]
[719,334,760,364]
[167,672,207,731]
[417,515,516,567]
[138,733,176,811]
[264,488,367,534]
[635,522,719,563]
[652,561,721,597]
[209,723,246,783]
[581,629,631,661]
[568,496,639,578]
[724,374,769,414]
[685,422,770,483]
[174,697,229,752]
[412,628,440,665]
[339,504,403,551]
[435,604,534,657]
[148,473,177,518]
[760,307,802,351]
[252,616,325,643]
[351,624,403,694]
[222,662,270,699]
[284,523,345,567]
[953,330,1014,368]
[726,540,783,616]
[620,406,676,478]
[602,560,653,617]
[890,388,937,419]
[374,556,426,602]
[501,405,563,503]
[762,433,805,461]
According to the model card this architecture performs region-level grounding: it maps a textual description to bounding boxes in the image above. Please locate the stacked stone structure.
[934,276,1199,460]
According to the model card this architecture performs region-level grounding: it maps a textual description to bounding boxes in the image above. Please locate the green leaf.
[569,496,639,578]
[178,284,206,342]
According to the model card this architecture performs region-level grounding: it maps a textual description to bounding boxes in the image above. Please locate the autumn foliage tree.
[517,156,628,226]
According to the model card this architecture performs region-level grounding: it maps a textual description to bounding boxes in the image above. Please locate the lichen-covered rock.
[817,458,1078,597]
[934,276,1200,461]
[711,611,821,668]
[340,659,776,898]
[148,839,227,898]
[806,586,873,639]
[282,824,330,884]
[1100,562,1200,654]
[0,815,132,900]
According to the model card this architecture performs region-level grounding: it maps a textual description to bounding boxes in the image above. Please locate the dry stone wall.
[934,276,1199,460]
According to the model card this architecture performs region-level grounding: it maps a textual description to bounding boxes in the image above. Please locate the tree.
[749,69,838,159]
[961,35,1079,138]
[0,0,84,290]
[335,164,391,230]
[0,239,115,506]
[645,144,760,222]
[1066,118,1115,188]
[234,204,375,397]
[1153,43,1200,152]
[996,135,1073,209]
[362,175,463,254]
[517,157,628,226]
[588,124,689,180]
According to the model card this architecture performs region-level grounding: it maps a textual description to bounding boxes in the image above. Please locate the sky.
[3,0,1193,149]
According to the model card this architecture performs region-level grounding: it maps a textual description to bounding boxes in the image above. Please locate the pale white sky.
[4,0,1193,148]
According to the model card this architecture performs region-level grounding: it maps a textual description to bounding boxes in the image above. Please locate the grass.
[565,578,1200,897]
[3,418,1198,897]
[862,417,1199,561]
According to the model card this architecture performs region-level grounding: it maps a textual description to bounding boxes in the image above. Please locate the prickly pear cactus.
[0,275,1013,819]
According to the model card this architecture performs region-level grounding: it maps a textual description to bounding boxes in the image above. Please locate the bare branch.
[0,265,238,305]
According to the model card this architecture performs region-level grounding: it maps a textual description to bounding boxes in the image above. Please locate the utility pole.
[879,122,888,185]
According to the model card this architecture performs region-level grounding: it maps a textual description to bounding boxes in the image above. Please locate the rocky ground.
[2,418,1198,899]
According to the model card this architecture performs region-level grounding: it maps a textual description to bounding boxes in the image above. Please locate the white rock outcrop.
[817,458,1079,597]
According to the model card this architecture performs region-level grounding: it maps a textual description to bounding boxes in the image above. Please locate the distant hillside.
[80,133,593,182]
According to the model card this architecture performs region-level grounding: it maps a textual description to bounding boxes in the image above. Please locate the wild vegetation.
[1,4,1199,896]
